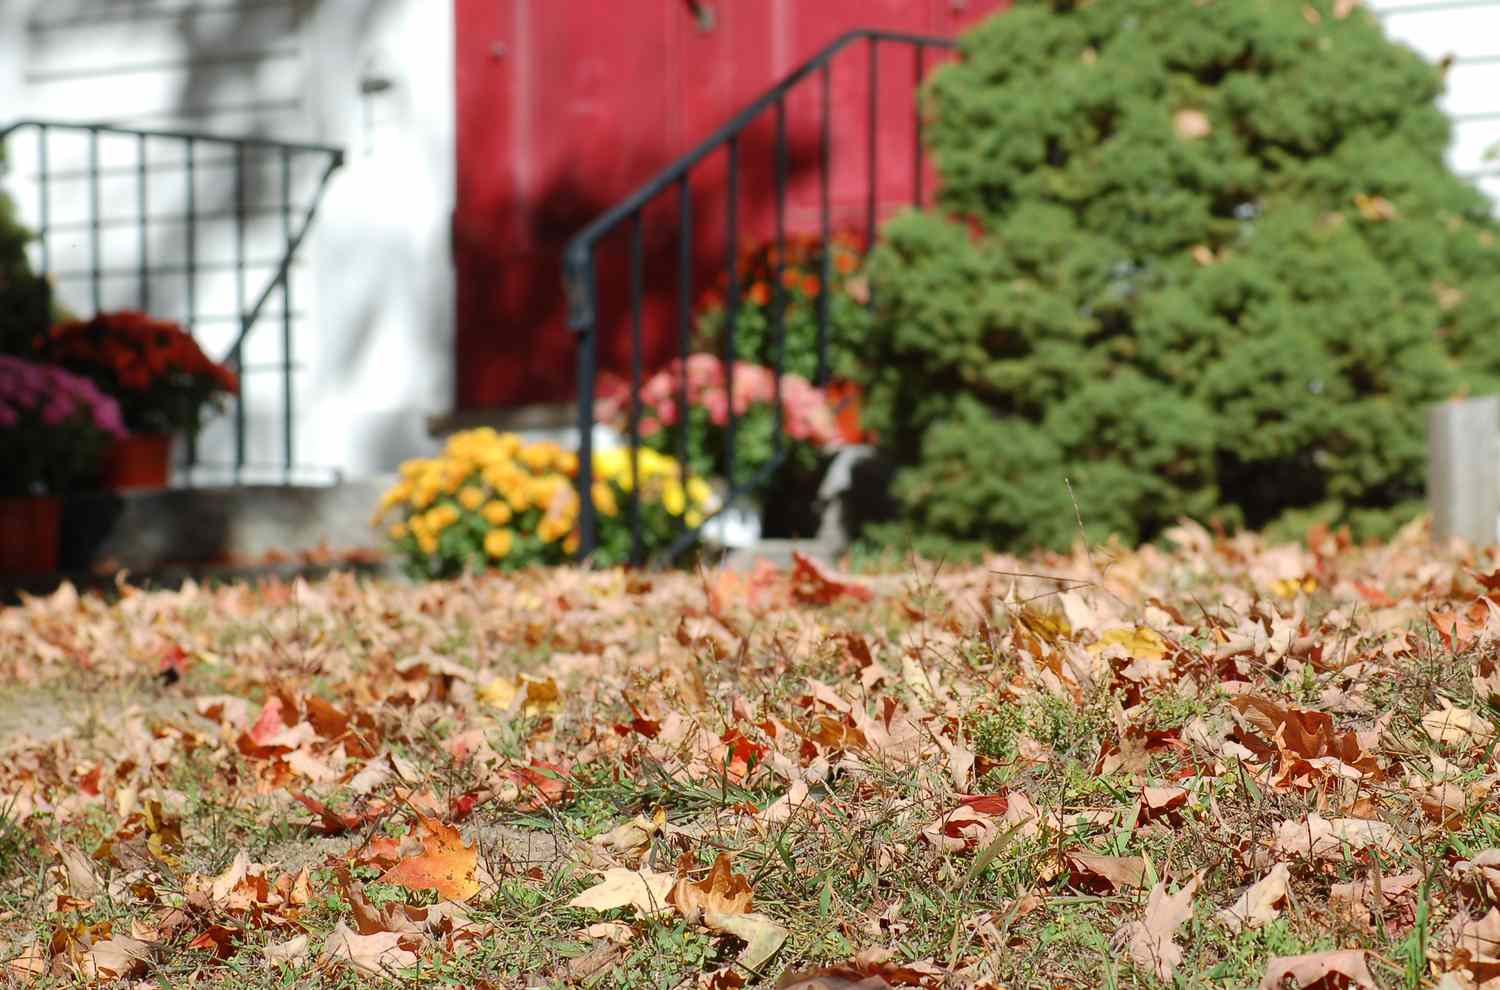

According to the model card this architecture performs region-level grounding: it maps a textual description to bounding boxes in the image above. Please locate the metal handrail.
[0,119,343,483]
[563,27,959,564]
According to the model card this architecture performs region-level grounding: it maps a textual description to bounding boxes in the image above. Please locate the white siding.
[1372,0,1500,203]
[0,0,455,482]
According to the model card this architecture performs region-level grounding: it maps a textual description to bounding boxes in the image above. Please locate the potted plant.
[596,354,843,539]
[371,428,716,577]
[0,354,126,573]
[39,311,239,489]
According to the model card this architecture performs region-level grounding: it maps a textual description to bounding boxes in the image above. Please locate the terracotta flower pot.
[105,432,172,490]
[0,495,61,575]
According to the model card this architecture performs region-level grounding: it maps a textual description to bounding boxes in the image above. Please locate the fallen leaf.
[671,854,753,917]
[78,935,151,981]
[790,552,874,605]
[704,911,788,972]
[319,922,423,977]
[378,815,482,902]
[1117,874,1201,981]
[1217,863,1290,933]
[1422,705,1496,749]
[263,933,309,967]
[1274,814,1400,861]
[1067,852,1148,893]
[1258,949,1377,989]
[569,868,676,916]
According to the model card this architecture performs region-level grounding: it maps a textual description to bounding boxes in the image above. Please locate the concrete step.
[58,478,392,574]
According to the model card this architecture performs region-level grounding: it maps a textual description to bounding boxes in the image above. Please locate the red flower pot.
[105,432,172,490]
[0,495,61,575]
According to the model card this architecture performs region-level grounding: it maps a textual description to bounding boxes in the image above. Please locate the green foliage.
[0,148,52,356]
[863,0,1500,552]
[694,233,871,383]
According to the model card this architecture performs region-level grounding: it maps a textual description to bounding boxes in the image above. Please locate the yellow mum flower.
[481,500,513,526]
[458,485,486,511]
[537,515,568,543]
[662,482,687,516]
[410,483,438,510]
[519,441,563,473]
[484,528,514,558]
[388,521,408,541]
[417,532,438,555]
[686,509,704,528]
[564,532,580,555]
[687,477,713,507]
[592,481,619,518]
[425,505,459,533]
[595,448,627,480]
[556,451,579,475]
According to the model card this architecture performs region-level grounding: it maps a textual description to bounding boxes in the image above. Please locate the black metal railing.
[0,120,343,483]
[564,28,958,564]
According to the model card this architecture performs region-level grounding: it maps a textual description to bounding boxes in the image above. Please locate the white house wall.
[0,0,455,483]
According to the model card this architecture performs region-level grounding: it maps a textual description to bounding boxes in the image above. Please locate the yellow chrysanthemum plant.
[372,428,716,577]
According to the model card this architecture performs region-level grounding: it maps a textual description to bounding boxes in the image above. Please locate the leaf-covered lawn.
[3,522,1500,988]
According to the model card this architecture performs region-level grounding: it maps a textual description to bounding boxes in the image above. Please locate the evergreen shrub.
[862,0,1500,553]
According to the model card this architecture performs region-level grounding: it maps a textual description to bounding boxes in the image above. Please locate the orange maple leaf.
[379,816,481,902]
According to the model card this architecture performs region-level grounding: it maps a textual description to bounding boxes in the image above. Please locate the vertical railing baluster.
[233,144,247,478]
[867,37,879,254]
[138,133,149,311]
[570,248,600,560]
[676,175,693,533]
[281,148,294,479]
[184,138,198,480]
[628,211,645,565]
[915,42,927,207]
[773,96,788,461]
[817,62,832,387]
[88,127,102,314]
[35,126,49,275]
[723,135,740,493]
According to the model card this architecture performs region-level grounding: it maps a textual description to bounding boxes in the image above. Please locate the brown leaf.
[1421,705,1496,749]
[790,552,874,605]
[319,922,423,977]
[378,815,481,902]
[670,854,753,917]
[263,934,310,968]
[703,911,788,973]
[1217,863,1290,933]
[1066,852,1148,893]
[1117,874,1201,981]
[569,868,676,916]
[1173,109,1212,140]
[1273,814,1399,861]
[78,935,151,981]
[1258,949,1377,989]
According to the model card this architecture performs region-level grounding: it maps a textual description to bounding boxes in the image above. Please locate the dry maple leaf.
[1273,814,1399,861]
[790,552,874,605]
[1066,852,1148,893]
[1258,949,1377,989]
[1421,704,1496,749]
[704,911,788,973]
[378,815,481,902]
[569,868,677,916]
[1116,873,1200,982]
[319,921,423,977]
[1217,863,1290,934]
[670,854,753,917]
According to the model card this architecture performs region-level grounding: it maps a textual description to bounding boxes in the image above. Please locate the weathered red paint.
[453,0,1010,411]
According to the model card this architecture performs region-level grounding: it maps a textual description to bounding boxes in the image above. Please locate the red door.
[453,0,1009,411]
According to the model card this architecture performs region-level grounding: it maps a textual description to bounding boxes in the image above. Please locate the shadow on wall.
[454,122,827,410]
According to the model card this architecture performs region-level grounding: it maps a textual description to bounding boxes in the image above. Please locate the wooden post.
[1428,396,1500,546]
